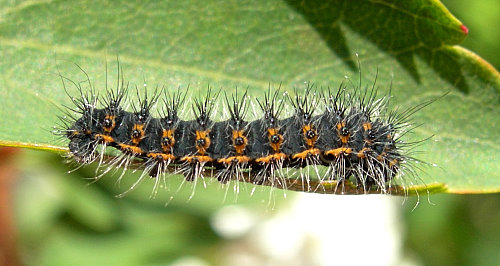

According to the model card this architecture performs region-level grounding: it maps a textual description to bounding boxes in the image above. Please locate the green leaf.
[0,0,498,194]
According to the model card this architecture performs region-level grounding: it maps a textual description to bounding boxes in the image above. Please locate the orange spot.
[362,122,372,131]
[195,130,211,155]
[302,124,318,148]
[232,130,248,155]
[377,152,387,161]
[162,129,175,153]
[118,144,143,155]
[147,152,176,161]
[255,153,287,164]
[131,124,145,145]
[103,115,116,134]
[389,159,399,168]
[267,128,283,152]
[292,148,320,160]
[336,122,350,144]
[95,134,114,144]
[325,147,352,157]
[356,147,371,159]
[218,155,251,165]
[181,155,213,163]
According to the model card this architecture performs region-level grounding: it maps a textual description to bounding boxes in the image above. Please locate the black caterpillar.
[56,64,428,195]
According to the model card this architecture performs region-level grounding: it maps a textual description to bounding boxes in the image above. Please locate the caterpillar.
[55,63,431,196]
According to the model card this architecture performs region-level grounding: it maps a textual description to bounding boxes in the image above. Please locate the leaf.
[0,0,498,194]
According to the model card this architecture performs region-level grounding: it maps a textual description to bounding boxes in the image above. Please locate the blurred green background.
[404,1,500,265]
[441,0,500,70]
[0,0,499,265]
